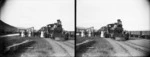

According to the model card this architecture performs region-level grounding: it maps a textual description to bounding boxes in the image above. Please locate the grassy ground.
[69,37,75,40]
[76,36,94,44]
[0,36,53,57]
[76,36,115,57]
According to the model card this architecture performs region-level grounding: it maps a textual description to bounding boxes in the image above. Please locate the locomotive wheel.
[124,37,129,40]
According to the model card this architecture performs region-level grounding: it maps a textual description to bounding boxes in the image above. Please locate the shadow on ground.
[76,40,96,57]
[0,37,36,57]
[4,41,36,57]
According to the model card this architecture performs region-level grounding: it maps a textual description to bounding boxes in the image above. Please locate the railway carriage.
[129,31,150,39]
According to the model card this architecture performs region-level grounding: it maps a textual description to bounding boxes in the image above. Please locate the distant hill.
[0,20,19,35]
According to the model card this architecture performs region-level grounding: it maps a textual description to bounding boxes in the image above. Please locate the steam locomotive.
[39,20,74,40]
[102,19,129,40]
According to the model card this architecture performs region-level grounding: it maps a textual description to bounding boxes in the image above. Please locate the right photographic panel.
[76,0,150,57]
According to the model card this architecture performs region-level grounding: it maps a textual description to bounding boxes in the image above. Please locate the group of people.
[78,19,127,38]
[19,19,63,39]
[18,19,74,40]
[19,29,34,37]
[77,29,94,37]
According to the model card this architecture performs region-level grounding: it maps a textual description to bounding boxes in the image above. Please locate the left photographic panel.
[0,0,75,57]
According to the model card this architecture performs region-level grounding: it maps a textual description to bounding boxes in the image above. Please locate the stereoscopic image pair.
[0,0,150,57]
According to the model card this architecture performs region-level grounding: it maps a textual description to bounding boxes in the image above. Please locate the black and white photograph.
[1,0,150,57]
[76,0,150,57]
[0,0,74,57]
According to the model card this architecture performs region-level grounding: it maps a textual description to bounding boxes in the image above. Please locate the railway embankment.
[76,37,114,57]
[0,36,53,57]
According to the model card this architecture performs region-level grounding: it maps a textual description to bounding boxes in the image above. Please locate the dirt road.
[44,38,74,57]
[76,37,150,57]
[104,38,150,57]
[76,37,114,57]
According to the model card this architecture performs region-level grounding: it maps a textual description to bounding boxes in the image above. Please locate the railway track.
[127,41,150,49]
[105,38,149,56]
[115,41,146,56]
[55,41,74,57]
[63,41,74,49]
[66,40,74,44]
[125,42,150,53]
[105,38,132,56]
[54,41,72,57]
[43,38,74,57]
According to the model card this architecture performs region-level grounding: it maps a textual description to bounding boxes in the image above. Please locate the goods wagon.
[129,31,150,39]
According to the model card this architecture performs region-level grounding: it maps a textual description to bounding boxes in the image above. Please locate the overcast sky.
[77,0,150,31]
[1,0,74,31]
